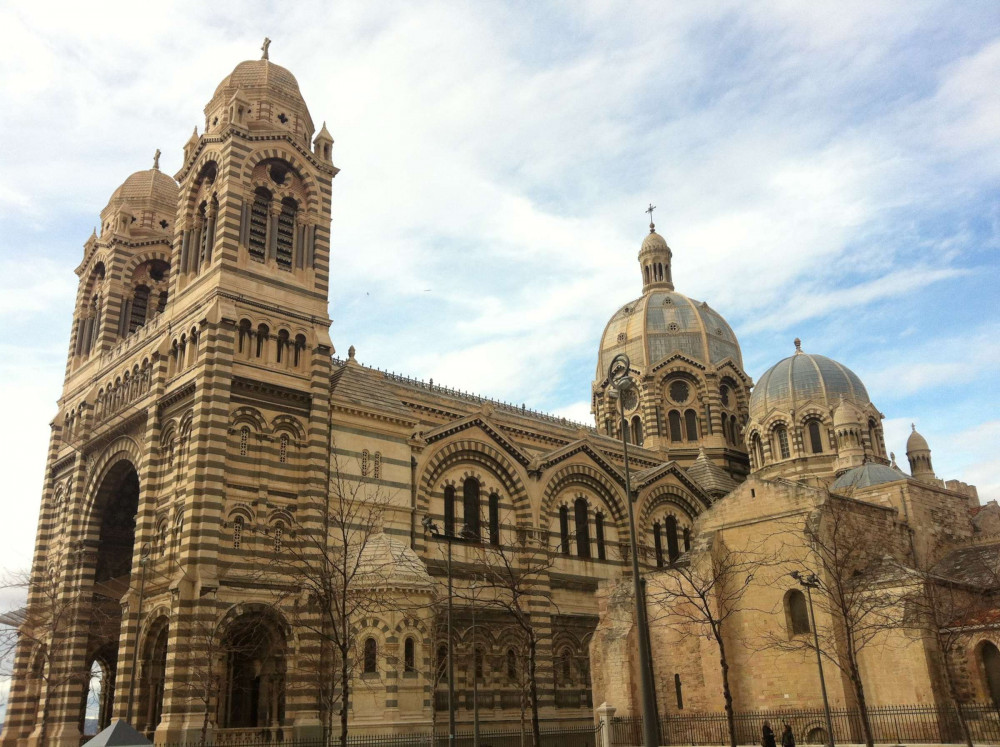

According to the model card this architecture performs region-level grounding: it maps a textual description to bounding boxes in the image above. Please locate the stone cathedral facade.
[5,51,999,746]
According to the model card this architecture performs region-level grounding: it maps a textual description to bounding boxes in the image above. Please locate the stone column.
[596,702,617,747]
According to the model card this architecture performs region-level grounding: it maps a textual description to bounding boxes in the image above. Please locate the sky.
[0,0,998,587]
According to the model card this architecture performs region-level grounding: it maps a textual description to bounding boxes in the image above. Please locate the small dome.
[641,228,669,252]
[105,168,179,214]
[749,343,869,422]
[831,462,908,492]
[597,290,742,377]
[213,59,303,101]
[907,424,930,453]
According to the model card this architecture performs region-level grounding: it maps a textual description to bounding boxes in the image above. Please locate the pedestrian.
[781,723,795,747]
[761,720,776,747]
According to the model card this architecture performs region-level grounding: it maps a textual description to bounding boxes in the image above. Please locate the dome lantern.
[638,205,674,292]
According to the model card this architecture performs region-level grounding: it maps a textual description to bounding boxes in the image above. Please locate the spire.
[261,37,271,61]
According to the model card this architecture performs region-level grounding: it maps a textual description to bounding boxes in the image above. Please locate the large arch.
[217,606,289,730]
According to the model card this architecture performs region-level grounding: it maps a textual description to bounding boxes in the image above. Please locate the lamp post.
[423,515,460,747]
[791,570,835,747]
[125,542,152,725]
[469,574,480,747]
[609,353,659,747]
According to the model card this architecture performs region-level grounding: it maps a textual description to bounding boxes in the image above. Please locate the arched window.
[751,433,765,467]
[684,409,699,441]
[631,416,643,447]
[279,434,288,463]
[444,485,456,537]
[294,334,307,368]
[404,637,415,673]
[361,449,370,477]
[373,452,382,480]
[506,648,517,681]
[666,514,679,562]
[463,478,481,540]
[272,524,284,553]
[775,425,790,459]
[489,493,500,546]
[276,329,289,363]
[574,497,590,559]
[559,505,570,555]
[786,589,810,635]
[668,410,683,442]
[276,197,297,269]
[363,637,377,674]
[653,522,664,567]
[981,641,1000,706]
[233,517,243,549]
[868,419,880,454]
[808,420,823,454]
[595,512,606,561]
[238,320,252,356]
[255,324,269,359]
[248,188,270,261]
[239,427,250,457]
[730,415,739,445]
[721,416,731,445]
[437,644,449,682]
[128,285,150,334]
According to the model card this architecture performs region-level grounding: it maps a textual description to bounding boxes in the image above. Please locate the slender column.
[204,202,218,265]
[267,204,281,262]
[179,229,191,275]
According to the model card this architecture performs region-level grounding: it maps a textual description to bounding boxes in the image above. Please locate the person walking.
[781,723,795,747]
[761,720,777,747]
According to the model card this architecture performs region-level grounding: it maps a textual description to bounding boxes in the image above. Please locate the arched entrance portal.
[218,610,287,729]
[137,620,169,735]
[981,640,1000,706]
[81,459,140,730]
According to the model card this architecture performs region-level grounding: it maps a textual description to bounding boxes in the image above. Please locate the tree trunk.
[527,635,541,747]
[717,635,737,747]
[848,658,874,747]
[340,643,350,747]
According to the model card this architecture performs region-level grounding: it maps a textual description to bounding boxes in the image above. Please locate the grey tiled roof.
[330,362,414,420]
[931,542,1000,589]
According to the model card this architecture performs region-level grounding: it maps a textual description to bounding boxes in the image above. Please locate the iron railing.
[154,721,602,747]
[612,702,1000,745]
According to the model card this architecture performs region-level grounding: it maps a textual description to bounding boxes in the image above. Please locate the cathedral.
[4,48,998,747]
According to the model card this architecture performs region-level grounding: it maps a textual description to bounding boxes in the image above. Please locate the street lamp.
[609,353,659,747]
[423,515,464,747]
[791,570,835,747]
[125,542,152,725]
[468,573,480,747]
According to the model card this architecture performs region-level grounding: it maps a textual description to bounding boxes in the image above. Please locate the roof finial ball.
[794,337,802,353]
[261,36,271,61]
[348,344,356,360]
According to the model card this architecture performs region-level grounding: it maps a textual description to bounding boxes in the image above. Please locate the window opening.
[808,420,823,454]
[666,514,679,562]
[574,497,590,559]
[787,589,810,635]
[595,512,606,561]
[684,409,698,441]
[404,638,415,672]
[489,493,500,546]
[239,427,249,457]
[776,426,790,459]
[363,638,377,674]
[233,517,243,549]
[279,434,288,463]
[559,506,570,555]
[444,486,455,537]
[463,478,481,540]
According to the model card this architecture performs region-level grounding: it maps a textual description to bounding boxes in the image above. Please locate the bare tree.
[645,531,771,747]
[764,496,906,747]
[900,541,1000,747]
[458,522,559,747]
[0,565,117,744]
[275,450,407,747]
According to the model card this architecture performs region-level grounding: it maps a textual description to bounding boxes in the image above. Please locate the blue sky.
[0,0,998,587]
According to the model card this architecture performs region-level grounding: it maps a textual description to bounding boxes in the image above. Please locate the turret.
[906,424,936,484]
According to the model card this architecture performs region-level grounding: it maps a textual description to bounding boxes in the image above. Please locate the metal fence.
[611,702,1000,745]
[159,722,602,747]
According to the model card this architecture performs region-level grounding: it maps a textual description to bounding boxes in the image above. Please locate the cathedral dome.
[205,56,315,142]
[597,290,742,379]
[749,340,869,422]
[830,462,908,492]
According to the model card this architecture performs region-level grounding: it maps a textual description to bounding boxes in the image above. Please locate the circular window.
[669,381,689,404]
[620,387,639,412]
[667,322,680,332]
[715,327,724,336]
[616,332,626,343]
[662,297,673,305]
[720,385,730,407]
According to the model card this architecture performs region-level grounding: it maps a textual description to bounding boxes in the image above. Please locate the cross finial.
[794,337,802,353]
[645,203,656,233]
[261,37,271,60]
[152,149,161,170]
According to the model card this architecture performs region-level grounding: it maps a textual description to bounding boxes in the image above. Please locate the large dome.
[597,289,742,378]
[749,342,869,422]
[206,58,314,142]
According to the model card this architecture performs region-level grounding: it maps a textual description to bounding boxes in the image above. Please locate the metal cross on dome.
[645,203,656,231]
